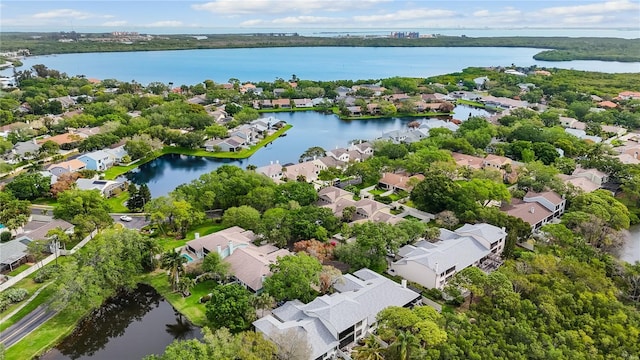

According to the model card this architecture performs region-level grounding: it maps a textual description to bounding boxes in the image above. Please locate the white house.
[388,223,507,289]
[253,269,420,360]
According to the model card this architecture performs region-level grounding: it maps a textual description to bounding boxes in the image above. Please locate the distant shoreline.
[1,33,639,62]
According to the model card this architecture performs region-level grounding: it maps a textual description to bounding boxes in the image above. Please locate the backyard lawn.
[106,191,130,213]
[140,271,214,327]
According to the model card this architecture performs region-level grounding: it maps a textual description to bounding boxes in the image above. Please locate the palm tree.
[252,292,276,317]
[353,336,385,360]
[389,331,419,360]
[177,277,196,297]
[161,250,186,291]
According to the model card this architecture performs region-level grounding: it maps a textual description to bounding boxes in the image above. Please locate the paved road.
[110,214,149,230]
[0,305,56,348]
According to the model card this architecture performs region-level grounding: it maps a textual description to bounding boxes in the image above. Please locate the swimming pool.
[181,253,194,262]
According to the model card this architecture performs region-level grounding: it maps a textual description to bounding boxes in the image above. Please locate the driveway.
[110,214,149,230]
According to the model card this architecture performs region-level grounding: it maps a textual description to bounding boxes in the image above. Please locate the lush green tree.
[276,181,318,206]
[201,252,230,282]
[5,172,51,200]
[263,253,322,303]
[222,205,261,231]
[0,192,30,233]
[569,189,630,230]
[54,189,113,233]
[205,283,255,332]
[410,173,456,213]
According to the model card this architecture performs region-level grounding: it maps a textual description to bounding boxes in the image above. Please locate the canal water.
[39,284,201,360]
[126,105,490,197]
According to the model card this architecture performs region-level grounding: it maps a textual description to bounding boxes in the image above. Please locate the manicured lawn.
[368,188,385,196]
[31,197,59,206]
[103,157,152,180]
[106,191,130,213]
[7,263,31,276]
[403,200,416,208]
[140,271,214,327]
[388,193,407,202]
[403,214,421,221]
[456,99,486,108]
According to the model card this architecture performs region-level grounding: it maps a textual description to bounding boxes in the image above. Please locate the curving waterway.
[39,284,201,360]
[125,106,488,197]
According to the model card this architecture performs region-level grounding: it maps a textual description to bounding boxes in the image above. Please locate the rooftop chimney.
[530,207,535,214]
[217,245,222,255]
[228,240,234,255]
[401,279,407,288]
[195,232,200,239]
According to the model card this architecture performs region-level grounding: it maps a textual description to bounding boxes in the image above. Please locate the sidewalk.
[0,282,53,324]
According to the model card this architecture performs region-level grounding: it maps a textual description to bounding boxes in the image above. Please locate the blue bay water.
[6,47,639,86]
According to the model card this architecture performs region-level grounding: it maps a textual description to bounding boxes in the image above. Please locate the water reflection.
[127,106,491,197]
[41,284,201,360]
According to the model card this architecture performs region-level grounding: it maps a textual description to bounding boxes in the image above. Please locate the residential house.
[47,159,86,176]
[335,86,351,98]
[2,220,74,272]
[37,132,83,147]
[346,106,362,116]
[564,128,602,143]
[388,93,410,102]
[473,76,489,89]
[348,142,374,156]
[293,98,314,108]
[71,126,102,138]
[452,153,484,170]
[504,69,526,76]
[616,91,640,100]
[326,148,351,162]
[272,98,291,108]
[187,94,207,105]
[253,268,420,360]
[597,101,618,109]
[502,191,566,230]
[75,177,126,197]
[282,161,323,182]
[378,172,425,192]
[482,154,512,170]
[388,223,507,289]
[601,124,627,136]
[421,93,449,102]
[78,150,113,171]
[613,141,640,165]
[11,139,41,159]
[240,83,256,94]
[48,95,76,109]
[352,84,386,96]
[256,161,283,181]
[273,88,286,97]
[184,226,291,292]
[366,103,380,115]
[480,95,528,110]
[317,186,401,224]
[419,119,459,132]
[204,136,246,152]
[104,145,128,164]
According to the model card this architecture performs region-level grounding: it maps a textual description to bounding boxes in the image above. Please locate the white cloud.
[192,0,389,15]
[102,20,128,27]
[145,20,184,27]
[33,9,94,20]
[353,8,456,23]
[239,19,266,26]
[562,15,606,24]
[540,0,639,16]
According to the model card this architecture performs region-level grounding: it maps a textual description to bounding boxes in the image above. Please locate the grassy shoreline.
[104,124,292,180]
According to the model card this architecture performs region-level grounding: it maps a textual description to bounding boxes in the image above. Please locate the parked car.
[120,215,133,222]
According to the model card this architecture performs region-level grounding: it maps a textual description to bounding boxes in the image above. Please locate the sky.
[1,0,640,34]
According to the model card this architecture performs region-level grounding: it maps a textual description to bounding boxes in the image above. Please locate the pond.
[126,105,491,197]
[39,284,201,360]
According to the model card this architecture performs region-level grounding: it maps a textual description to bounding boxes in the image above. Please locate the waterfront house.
[347,106,362,116]
[293,98,314,108]
[2,220,74,272]
[388,223,507,289]
[204,136,245,152]
[75,177,126,197]
[253,268,420,360]
[47,159,86,176]
[272,98,291,108]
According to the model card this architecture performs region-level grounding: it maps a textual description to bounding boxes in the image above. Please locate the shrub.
[0,297,8,312]
[374,195,393,204]
[200,294,212,303]
[0,231,11,243]
[423,287,443,301]
[34,265,59,283]
[3,288,28,303]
